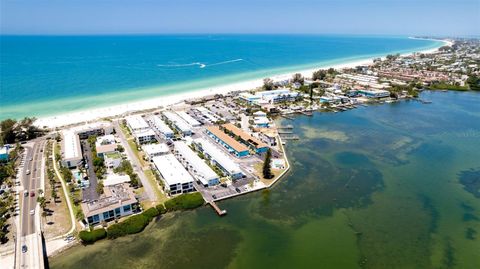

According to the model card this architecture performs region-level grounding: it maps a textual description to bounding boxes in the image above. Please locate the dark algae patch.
[458,168,480,198]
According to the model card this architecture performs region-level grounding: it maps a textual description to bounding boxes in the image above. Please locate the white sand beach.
[34,39,451,129]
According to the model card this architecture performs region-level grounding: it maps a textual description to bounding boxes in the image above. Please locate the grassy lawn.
[254,162,286,186]
[144,169,168,204]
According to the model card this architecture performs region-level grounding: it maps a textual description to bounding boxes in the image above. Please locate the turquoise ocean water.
[0,35,441,120]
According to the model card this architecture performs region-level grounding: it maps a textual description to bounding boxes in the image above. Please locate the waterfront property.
[193,138,244,179]
[206,126,250,157]
[240,88,299,104]
[142,143,170,161]
[81,183,138,226]
[221,123,269,154]
[173,141,220,187]
[152,154,195,195]
[162,111,192,136]
[148,115,174,139]
[95,135,117,157]
[357,89,390,98]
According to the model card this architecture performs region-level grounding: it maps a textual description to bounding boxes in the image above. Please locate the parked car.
[30,192,35,197]
[22,245,27,253]
[24,191,29,197]
[26,170,30,175]
[29,209,35,215]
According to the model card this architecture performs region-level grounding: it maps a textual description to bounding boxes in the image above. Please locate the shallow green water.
[49,91,480,269]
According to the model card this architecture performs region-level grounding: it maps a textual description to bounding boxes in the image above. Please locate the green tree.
[96,182,104,195]
[262,149,274,179]
[292,73,304,85]
[263,78,274,91]
[312,69,327,81]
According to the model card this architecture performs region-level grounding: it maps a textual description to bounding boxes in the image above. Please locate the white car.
[29,209,35,215]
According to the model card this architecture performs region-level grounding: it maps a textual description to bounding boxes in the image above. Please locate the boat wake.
[157,59,243,69]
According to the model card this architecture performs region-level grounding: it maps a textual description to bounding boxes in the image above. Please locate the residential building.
[81,183,138,226]
[61,131,83,168]
[177,111,201,127]
[173,141,220,187]
[104,152,122,169]
[162,111,192,136]
[240,88,299,104]
[125,115,150,133]
[103,174,131,186]
[357,89,390,98]
[142,143,170,161]
[72,122,113,139]
[221,123,269,154]
[95,135,117,157]
[152,154,195,195]
[133,129,156,144]
[148,116,174,139]
[193,138,244,179]
[206,126,250,157]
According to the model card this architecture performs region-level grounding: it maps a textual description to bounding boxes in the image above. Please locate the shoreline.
[33,38,451,129]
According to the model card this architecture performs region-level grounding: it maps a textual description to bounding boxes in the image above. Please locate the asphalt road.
[20,140,46,236]
[114,121,156,201]
[81,140,99,201]
[18,138,47,269]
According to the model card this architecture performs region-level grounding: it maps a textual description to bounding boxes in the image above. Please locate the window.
[115,208,121,215]
[93,215,100,222]
[123,205,131,212]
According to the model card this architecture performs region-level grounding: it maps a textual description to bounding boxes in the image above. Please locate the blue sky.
[1,0,479,36]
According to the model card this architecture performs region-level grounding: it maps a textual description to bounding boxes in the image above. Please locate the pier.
[208,201,227,216]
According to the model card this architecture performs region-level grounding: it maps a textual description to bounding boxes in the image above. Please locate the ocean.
[49,91,480,269]
[0,35,441,120]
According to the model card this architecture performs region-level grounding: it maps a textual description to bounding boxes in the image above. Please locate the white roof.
[176,111,201,127]
[125,115,150,131]
[174,141,218,185]
[254,117,270,124]
[142,143,169,156]
[195,107,218,122]
[63,131,81,160]
[69,121,112,134]
[133,128,156,137]
[152,154,194,186]
[95,134,115,145]
[163,111,192,133]
[104,174,131,186]
[149,116,174,135]
[0,146,8,155]
[193,138,242,175]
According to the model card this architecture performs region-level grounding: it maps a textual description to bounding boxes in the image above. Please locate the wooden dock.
[209,201,227,216]
[280,114,294,120]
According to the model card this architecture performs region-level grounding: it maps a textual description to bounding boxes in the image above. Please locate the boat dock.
[208,201,227,216]
[280,135,299,140]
